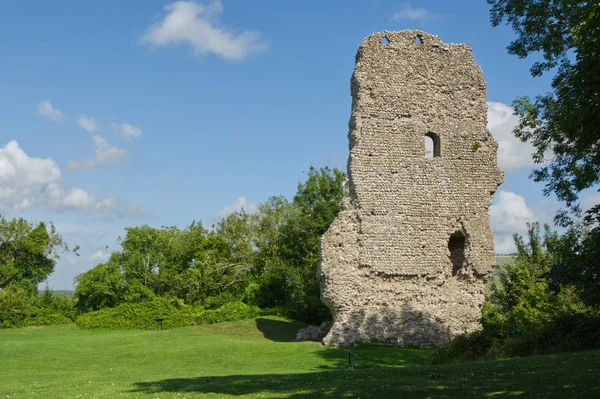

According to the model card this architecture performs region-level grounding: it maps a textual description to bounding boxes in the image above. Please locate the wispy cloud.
[142,0,268,61]
[66,135,129,172]
[112,122,142,139]
[392,3,441,21]
[77,114,100,132]
[37,100,64,122]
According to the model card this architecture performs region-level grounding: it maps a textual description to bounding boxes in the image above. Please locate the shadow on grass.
[129,351,600,398]
[316,344,431,370]
[128,369,462,399]
[255,317,307,342]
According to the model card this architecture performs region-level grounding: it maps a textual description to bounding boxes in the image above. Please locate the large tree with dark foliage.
[488,0,599,214]
[488,0,600,306]
[0,216,70,293]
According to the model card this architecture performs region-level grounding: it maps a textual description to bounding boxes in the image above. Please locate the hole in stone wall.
[448,231,466,276]
[381,36,390,45]
[416,35,423,44]
[424,132,441,157]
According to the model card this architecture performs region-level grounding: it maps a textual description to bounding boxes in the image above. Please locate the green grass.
[495,255,515,267]
[1,316,599,398]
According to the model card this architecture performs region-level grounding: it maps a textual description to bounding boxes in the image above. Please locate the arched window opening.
[416,35,423,44]
[381,36,390,45]
[424,132,441,158]
[424,136,434,158]
[448,231,466,276]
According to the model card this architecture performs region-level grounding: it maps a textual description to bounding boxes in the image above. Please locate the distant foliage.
[73,166,346,324]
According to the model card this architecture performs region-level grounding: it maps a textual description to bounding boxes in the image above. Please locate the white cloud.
[0,140,129,214]
[66,135,129,172]
[487,102,552,172]
[216,196,257,219]
[112,123,142,139]
[392,3,440,21]
[490,191,536,235]
[62,188,120,211]
[77,115,100,132]
[142,0,268,61]
[490,191,537,254]
[37,100,64,122]
[88,249,110,264]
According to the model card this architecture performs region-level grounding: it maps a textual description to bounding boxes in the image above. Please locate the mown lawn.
[1,316,599,398]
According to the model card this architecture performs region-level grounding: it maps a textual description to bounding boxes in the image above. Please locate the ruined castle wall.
[319,31,503,346]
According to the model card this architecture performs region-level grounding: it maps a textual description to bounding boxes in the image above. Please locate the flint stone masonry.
[319,31,503,346]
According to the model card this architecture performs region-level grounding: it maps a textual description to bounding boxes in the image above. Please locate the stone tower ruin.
[319,31,503,346]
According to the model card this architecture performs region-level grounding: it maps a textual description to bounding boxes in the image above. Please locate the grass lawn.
[1,316,599,398]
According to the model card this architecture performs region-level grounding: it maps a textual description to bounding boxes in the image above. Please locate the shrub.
[433,309,600,363]
[0,287,36,328]
[35,289,77,320]
[199,301,261,324]
[203,293,238,310]
[0,288,76,328]
[75,297,200,329]
[30,312,73,326]
[76,299,264,330]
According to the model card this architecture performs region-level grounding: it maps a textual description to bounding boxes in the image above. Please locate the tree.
[488,0,600,306]
[488,0,600,215]
[245,196,295,309]
[0,216,70,293]
[485,222,585,338]
[488,223,556,320]
[73,257,126,312]
[277,166,346,322]
[74,219,256,309]
[548,222,600,307]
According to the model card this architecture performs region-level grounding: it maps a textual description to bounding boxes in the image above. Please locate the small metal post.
[346,350,356,370]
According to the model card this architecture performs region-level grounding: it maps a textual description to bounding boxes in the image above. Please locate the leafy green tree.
[277,166,346,322]
[245,196,295,309]
[72,166,345,322]
[485,222,586,334]
[489,223,557,324]
[74,219,256,309]
[0,216,71,292]
[488,0,600,213]
[194,213,255,306]
[548,223,600,307]
[74,255,127,312]
[488,0,600,305]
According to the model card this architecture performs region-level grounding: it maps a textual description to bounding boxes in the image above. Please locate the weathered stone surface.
[295,322,332,342]
[319,31,503,346]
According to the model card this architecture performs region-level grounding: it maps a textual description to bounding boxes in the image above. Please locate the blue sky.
[0,1,588,289]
